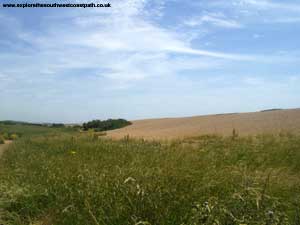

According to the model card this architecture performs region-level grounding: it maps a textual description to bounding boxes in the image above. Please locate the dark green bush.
[51,123,65,128]
[82,119,131,131]
[0,134,4,144]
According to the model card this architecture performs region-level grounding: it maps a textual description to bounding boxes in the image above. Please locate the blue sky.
[0,0,300,123]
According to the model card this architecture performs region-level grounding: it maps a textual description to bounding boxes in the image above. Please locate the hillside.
[107,108,300,139]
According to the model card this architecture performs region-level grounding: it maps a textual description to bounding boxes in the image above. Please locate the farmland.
[2,0,300,224]
[107,109,300,139]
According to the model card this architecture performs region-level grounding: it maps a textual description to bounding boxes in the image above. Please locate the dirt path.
[0,141,12,158]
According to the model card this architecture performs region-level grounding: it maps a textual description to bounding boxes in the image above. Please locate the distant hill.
[107,108,300,139]
[260,108,283,112]
[0,120,64,127]
[0,120,43,126]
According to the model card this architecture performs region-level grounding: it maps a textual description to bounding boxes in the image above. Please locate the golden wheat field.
[107,108,300,139]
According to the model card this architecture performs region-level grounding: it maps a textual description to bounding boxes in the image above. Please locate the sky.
[0,0,300,123]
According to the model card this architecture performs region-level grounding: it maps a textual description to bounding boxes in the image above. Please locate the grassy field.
[0,123,76,138]
[0,124,300,225]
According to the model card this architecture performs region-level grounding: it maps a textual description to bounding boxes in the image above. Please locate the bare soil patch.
[107,108,300,139]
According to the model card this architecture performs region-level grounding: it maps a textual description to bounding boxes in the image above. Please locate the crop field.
[107,109,300,140]
[0,124,300,225]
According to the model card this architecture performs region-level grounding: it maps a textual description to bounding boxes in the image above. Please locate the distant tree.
[82,119,131,131]
[260,108,282,112]
[51,123,65,128]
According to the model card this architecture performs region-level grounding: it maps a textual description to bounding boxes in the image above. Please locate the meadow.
[0,123,76,138]
[0,125,300,225]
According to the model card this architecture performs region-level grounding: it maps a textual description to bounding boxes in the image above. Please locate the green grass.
[0,135,4,144]
[0,131,300,224]
[0,124,76,138]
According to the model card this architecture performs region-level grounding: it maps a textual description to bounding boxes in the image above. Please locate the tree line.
[82,119,131,132]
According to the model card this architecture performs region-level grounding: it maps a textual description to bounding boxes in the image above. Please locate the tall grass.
[0,133,300,224]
